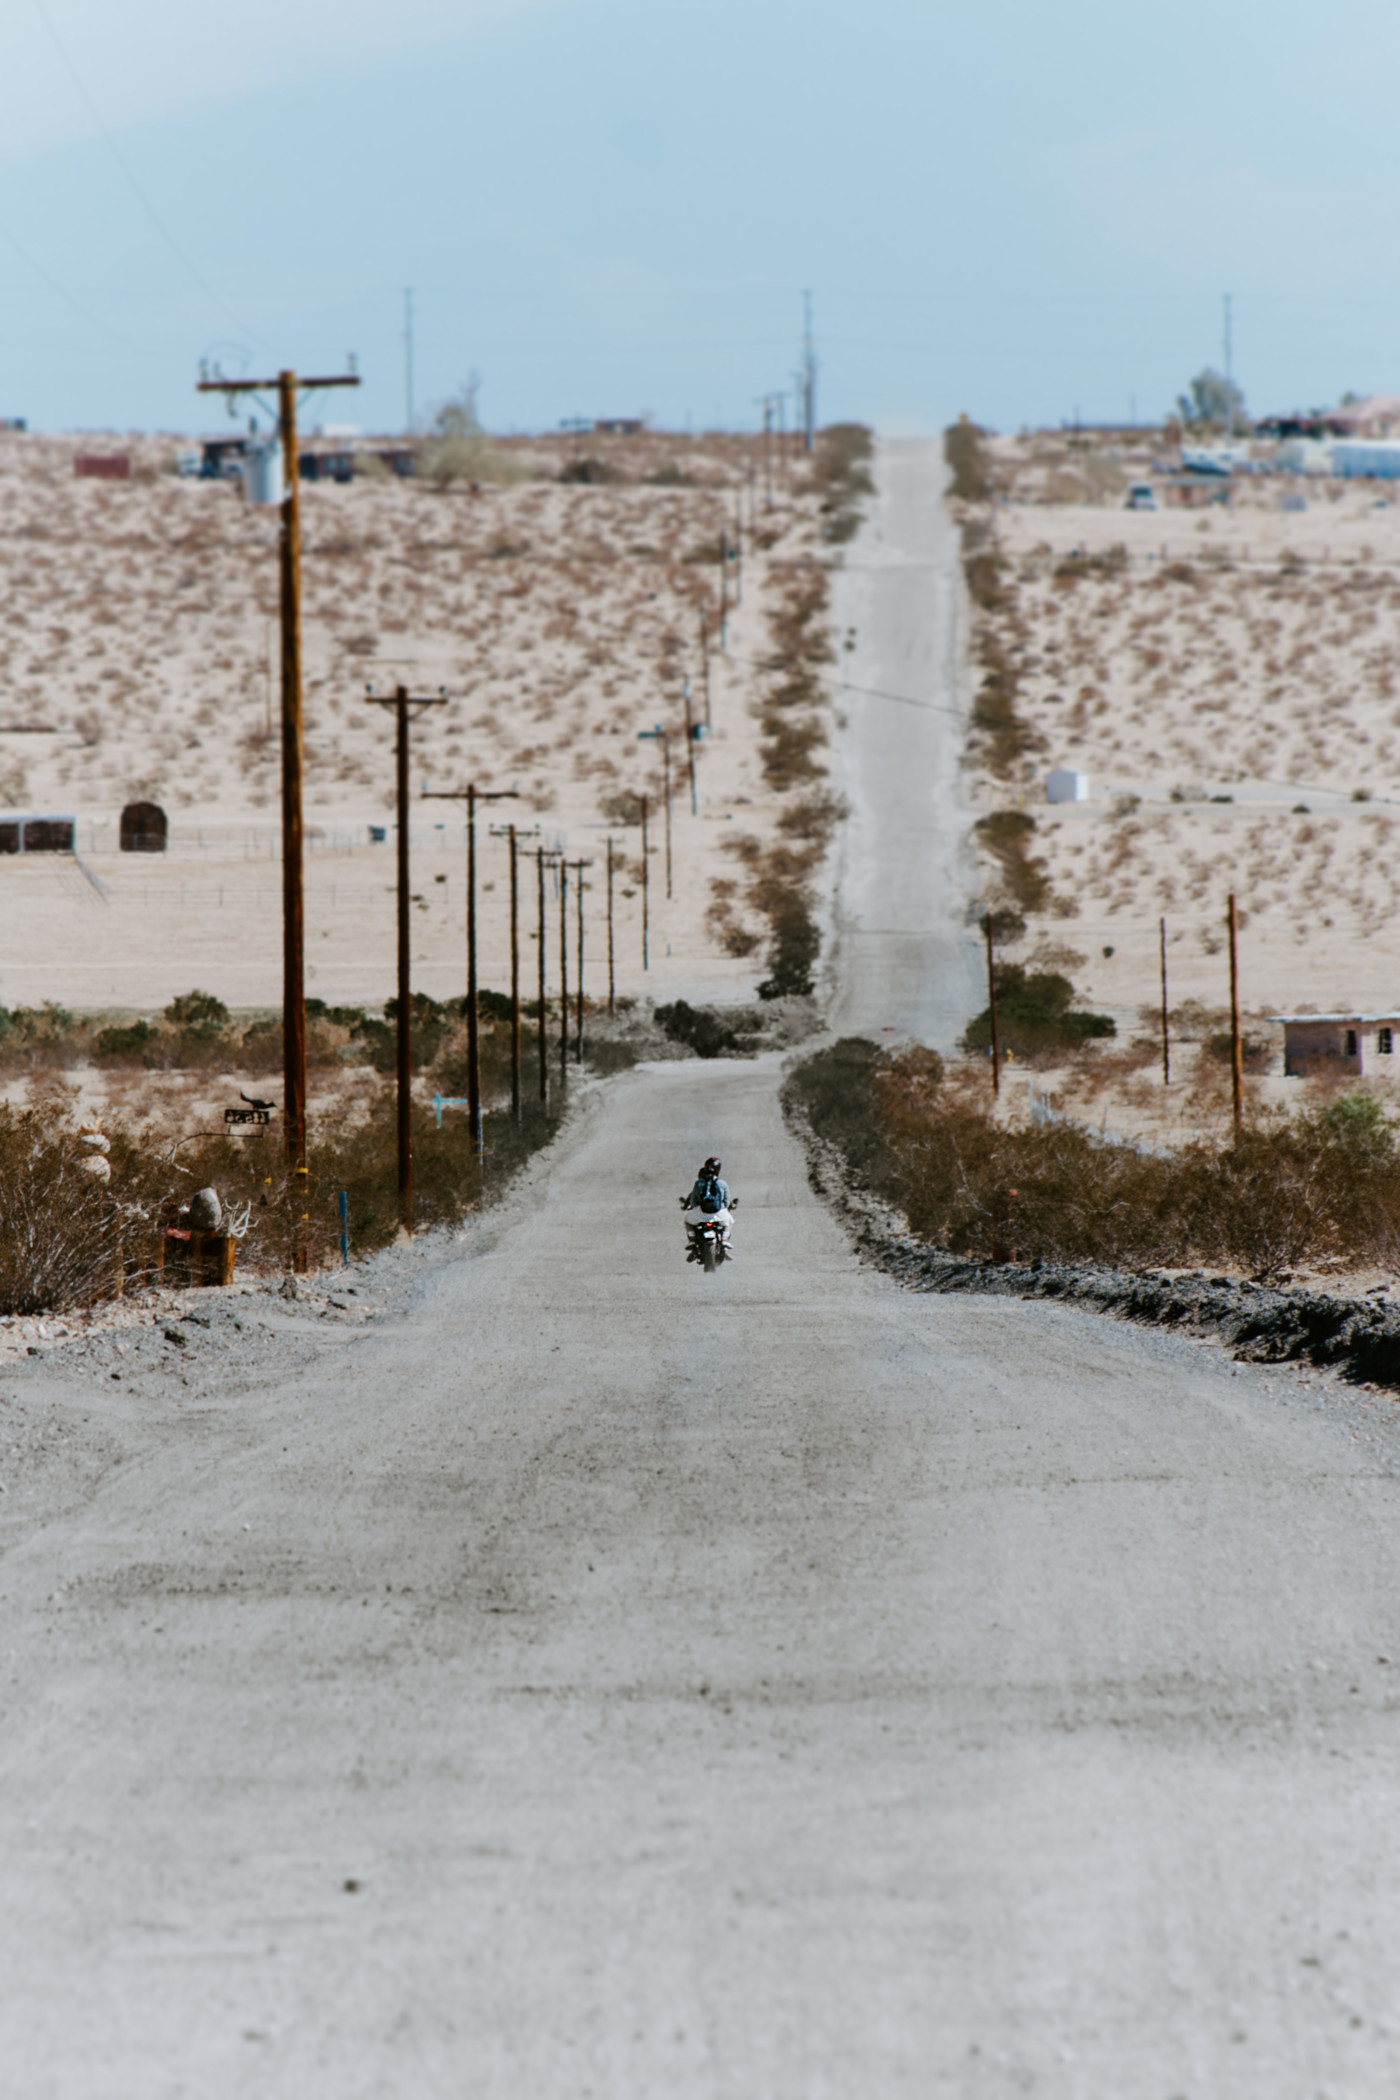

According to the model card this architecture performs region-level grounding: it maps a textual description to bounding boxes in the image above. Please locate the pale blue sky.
[3,0,1399,435]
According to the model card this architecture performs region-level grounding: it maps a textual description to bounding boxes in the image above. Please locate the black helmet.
[702,1156,721,1174]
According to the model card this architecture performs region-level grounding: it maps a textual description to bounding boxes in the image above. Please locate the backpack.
[698,1174,722,1214]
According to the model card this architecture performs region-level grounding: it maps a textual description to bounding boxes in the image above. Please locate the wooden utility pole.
[509,826,520,1116]
[423,781,518,1156]
[606,836,616,1014]
[536,847,550,1104]
[558,859,570,1091]
[1228,893,1244,1131]
[490,822,538,1121]
[683,679,698,816]
[640,794,650,971]
[565,858,593,1061]
[278,370,308,1226]
[985,917,1002,1098]
[197,362,359,1268]
[368,685,446,1230]
[638,726,672,899]
[699,613,711,729]
[1159,916,1171,1086]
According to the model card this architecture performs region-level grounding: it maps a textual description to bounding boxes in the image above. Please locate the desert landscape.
[0,423,832,1015]
[956,423,1400,1140]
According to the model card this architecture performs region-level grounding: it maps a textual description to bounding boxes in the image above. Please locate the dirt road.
[5,442,1400,2096]
[5,1052,1400,2096]
[827,435,985,1048]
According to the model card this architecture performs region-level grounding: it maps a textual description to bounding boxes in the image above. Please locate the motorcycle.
[680,1194,737,1275]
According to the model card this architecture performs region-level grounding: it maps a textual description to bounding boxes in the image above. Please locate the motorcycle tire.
[701,1240,716,1275]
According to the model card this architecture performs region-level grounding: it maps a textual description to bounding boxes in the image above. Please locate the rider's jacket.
[685,1173,731,1214]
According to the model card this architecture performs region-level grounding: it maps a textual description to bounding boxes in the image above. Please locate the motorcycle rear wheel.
[701,1240,716,1275]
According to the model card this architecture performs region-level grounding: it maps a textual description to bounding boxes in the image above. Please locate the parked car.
[1125,483,1157,510]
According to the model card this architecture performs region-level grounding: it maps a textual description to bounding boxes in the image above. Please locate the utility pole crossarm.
[196,375,361,394]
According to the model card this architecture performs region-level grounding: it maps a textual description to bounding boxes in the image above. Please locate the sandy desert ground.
[0,425,824,1021]
[962,427,1400,1135]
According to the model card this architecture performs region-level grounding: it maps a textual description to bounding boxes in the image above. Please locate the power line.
[30,0,252,340]
[0,208,154,355]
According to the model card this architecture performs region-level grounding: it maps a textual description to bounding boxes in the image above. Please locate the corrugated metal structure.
[1330,440,1400,479]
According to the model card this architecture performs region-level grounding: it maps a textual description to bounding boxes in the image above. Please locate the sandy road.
[6,440,1400,2096]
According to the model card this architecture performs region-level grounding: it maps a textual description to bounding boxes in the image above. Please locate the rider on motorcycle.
[679,1157,736,1261]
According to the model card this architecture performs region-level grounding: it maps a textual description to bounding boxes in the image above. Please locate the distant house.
[593,418,647,436]
[199,436,249,480]
[1324,394,1400,438]
[1274,1011,1400,1078]
[74,455,130,480]
[298,447,355,484]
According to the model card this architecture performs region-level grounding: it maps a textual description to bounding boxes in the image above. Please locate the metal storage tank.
[243,438,284,506]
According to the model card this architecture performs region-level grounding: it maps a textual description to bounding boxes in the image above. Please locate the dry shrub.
[944,420,990,503]
[811,424,874,542]
[0,1104,169,1313]
[0,1042,559,1308]
[789,1045,1400,1285]
[975,811,1050,910]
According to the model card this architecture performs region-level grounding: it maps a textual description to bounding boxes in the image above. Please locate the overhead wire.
[0,208,154,355]
[721,646,967,719]
[30,0,254,342]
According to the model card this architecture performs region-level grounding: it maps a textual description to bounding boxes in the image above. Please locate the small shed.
[1046,767,1090,805]
[0,814,75,853]
[74,455,130,481]
[1274,1012,1400,1078]
[120,802,167,853]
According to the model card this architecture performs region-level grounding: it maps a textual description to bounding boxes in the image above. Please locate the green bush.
[94,1018,159,1065]
[787,1042,1400,1285]
[960,962,1115,1058]
[558,456,620,485]
[944,420,990,502]
[164,990,228,1039]
[656,1000,737,1059]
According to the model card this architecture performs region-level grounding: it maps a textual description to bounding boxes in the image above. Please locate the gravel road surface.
[4,442,1400,2097]
[827,434,985,1049]
[5,1056,1400,2097]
